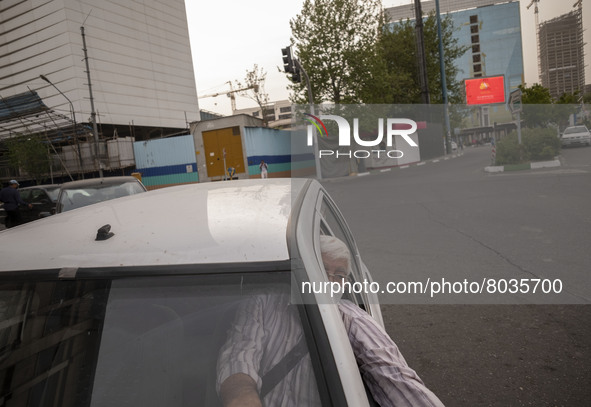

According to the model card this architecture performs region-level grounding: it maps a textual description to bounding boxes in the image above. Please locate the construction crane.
[198,81,258,112]
[527,0,541,80]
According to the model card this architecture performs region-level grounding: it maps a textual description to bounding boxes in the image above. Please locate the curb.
[484,159,561,173]
[349,152,465,177]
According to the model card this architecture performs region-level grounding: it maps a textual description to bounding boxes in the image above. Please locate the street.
[321,146,591,406]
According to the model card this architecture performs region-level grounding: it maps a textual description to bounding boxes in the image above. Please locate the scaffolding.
[539,7,585,100]
[0,90,135,183]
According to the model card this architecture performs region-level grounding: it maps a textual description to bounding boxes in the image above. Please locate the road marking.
[416,162,426,166]
[400,165,410,169]
[432,159,440,163]
[380,168,392,172]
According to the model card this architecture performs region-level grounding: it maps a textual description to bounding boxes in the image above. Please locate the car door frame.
[292,180,380,406]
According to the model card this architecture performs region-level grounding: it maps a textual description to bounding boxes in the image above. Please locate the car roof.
[0,179,311,272]
[20,184,60,190]
[59,176,143,189]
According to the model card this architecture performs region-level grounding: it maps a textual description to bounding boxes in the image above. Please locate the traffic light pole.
[294,59,321,180]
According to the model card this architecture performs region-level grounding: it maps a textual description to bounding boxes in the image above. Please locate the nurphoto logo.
[304,113,419,159]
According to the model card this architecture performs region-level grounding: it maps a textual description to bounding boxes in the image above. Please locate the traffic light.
[281,46,294,74]
[292,61,301,83]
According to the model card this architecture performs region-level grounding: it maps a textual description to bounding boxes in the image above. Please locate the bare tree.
[235,65,271,126]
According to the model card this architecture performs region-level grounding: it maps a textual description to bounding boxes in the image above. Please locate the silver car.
[0,179,388,406]
[55,175,147,213]
[560,125,591,147]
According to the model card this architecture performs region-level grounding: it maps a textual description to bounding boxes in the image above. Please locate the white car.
[560,125,591,147]
[0,179,386,407]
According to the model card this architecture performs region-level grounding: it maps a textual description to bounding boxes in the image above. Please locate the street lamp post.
[40,74,84,177]
[435,0,452,154]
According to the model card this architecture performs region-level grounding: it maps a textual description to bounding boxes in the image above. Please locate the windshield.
[0,272,323,407]
[46,187,60,202]
[563,126,588,134]
[59,181,145,212]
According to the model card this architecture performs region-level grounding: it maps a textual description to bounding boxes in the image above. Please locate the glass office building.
[451,2,524,93]
[386,1,524,97]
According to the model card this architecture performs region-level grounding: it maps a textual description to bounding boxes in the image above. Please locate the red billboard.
[465,76,506,105]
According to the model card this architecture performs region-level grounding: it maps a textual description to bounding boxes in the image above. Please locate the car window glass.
[59,181,145,212]
[30,189,48,203]
[0,272,326,407]
[19,190,32,201]
[317,195,369,311]
[46,188,59,201]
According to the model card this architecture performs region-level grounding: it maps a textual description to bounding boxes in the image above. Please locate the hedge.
[495,128,560,165]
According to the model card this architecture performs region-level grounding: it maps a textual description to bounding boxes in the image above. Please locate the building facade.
[385,0,524,99]
[0,0,199,139]
[539,10,585,99]
[233,100,293,129]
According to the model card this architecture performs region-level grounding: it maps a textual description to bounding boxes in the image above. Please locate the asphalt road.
[321,146,591,406]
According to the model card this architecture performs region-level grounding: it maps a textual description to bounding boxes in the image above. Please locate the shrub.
[522,128,560,161]
[495,135,523,165]
[494,128,560,165]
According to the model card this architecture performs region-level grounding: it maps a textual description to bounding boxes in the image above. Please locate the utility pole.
[414,0,430,104]
[282,45,322,179]
[435,0,452,154]
[81,26,103,177]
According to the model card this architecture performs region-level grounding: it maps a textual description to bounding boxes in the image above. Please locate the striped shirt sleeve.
[338,300,445,407]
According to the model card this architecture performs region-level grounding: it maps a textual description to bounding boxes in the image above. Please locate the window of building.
[279,106,291,113]
[471,35,479,44]
[473,54,481,63]
[470,25,479,34]
[472,44,480,53]
[470,15,478,24]
[253,111,260,117]
[473,64,482,72]
[278,114,292,120]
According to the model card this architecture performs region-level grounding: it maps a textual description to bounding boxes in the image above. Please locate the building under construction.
[539,7,585,100]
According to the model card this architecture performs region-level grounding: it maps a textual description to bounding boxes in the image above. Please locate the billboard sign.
[465,75,506,105]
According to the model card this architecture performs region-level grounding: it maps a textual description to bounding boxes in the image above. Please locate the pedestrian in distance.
[259,160,268,179]
[0,180,32,228]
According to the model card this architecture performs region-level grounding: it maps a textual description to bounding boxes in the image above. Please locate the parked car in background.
[0,179,389,406]
[560,125,591,147]
[55,176,147,213]
[0,184,60,227]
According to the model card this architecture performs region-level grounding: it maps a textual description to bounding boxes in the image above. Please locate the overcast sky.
[185,0,591,115]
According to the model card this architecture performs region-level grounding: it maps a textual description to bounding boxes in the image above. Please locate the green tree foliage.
[555,91,580,104]
[289,0,383,104]
[5,135,50,184]
[372,13,467,104]
[518,83,552,104]
[518,84,578,128]
[289,1,466,106]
